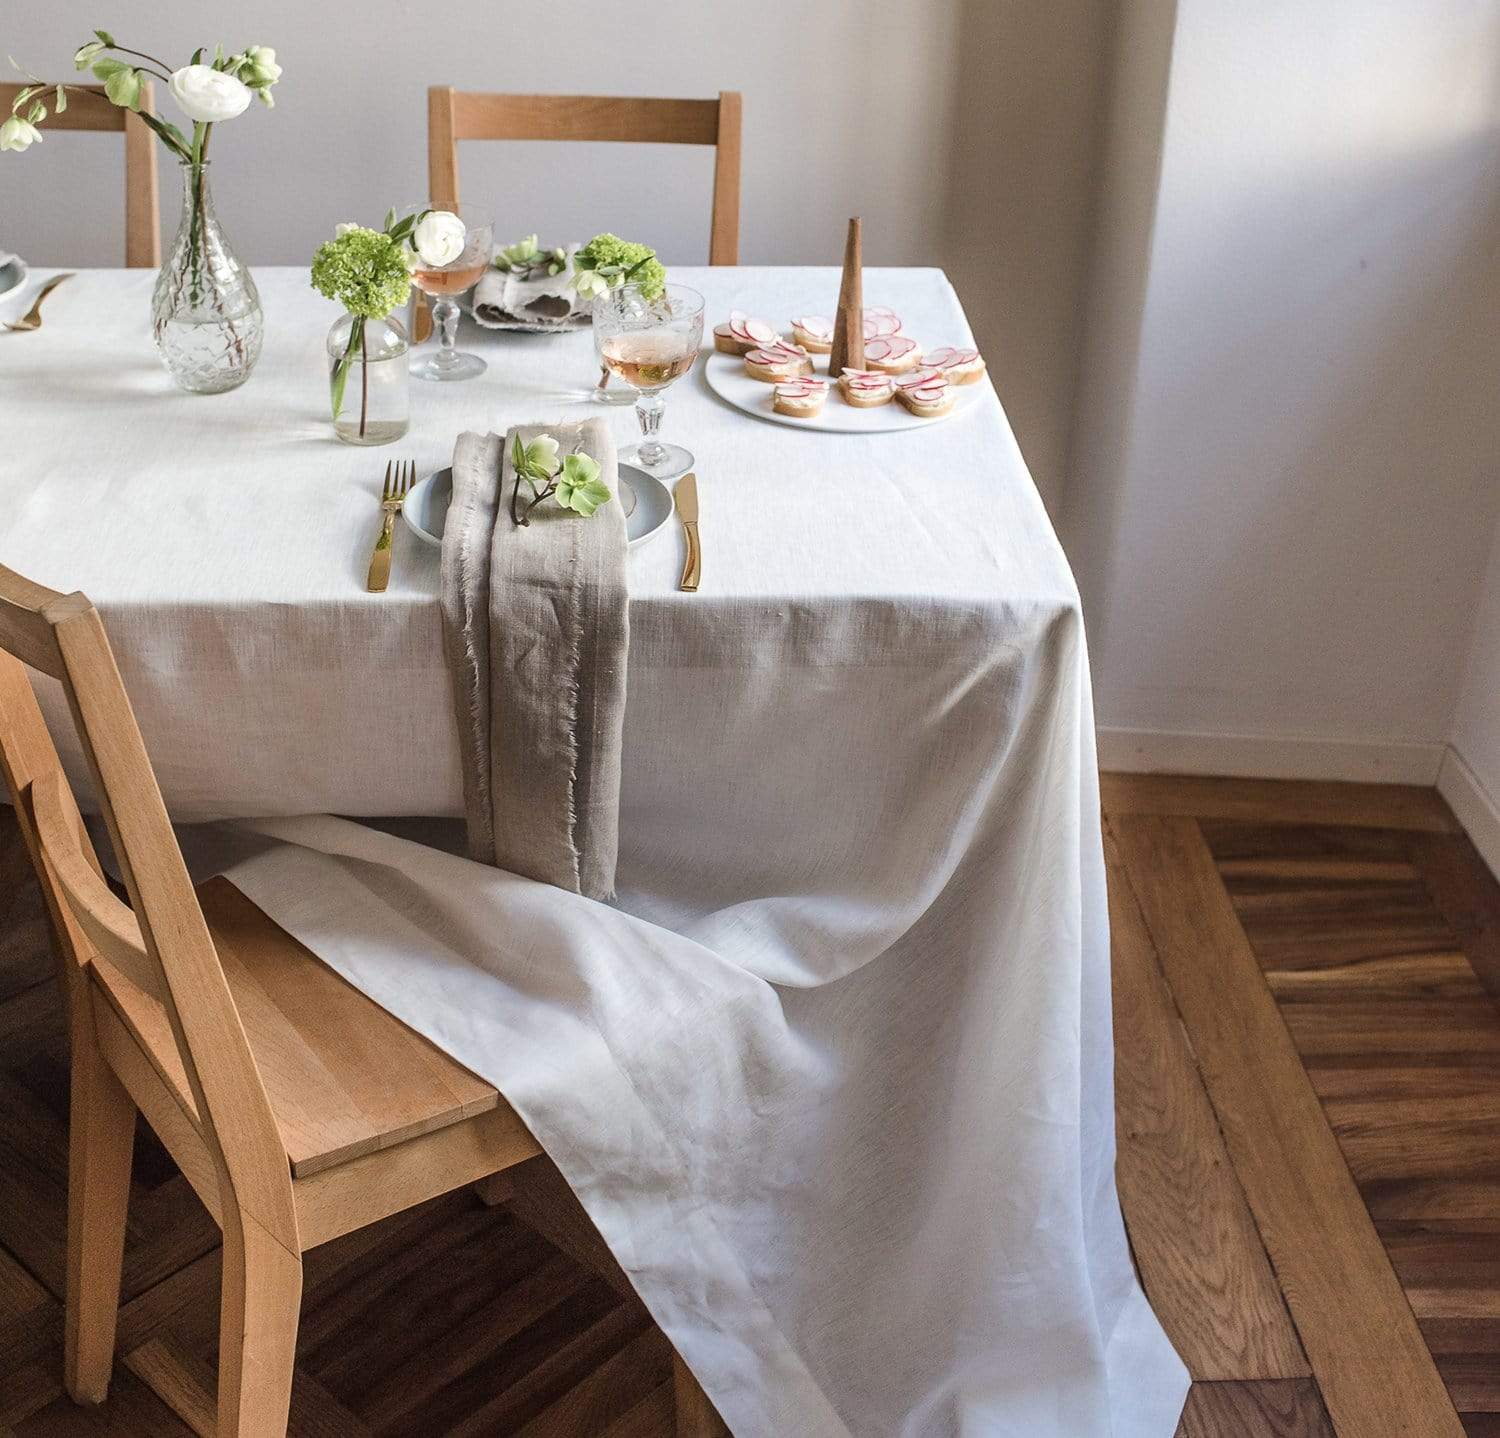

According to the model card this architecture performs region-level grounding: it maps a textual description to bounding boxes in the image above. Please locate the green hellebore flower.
[556,454,611,517]
[0,115,43,152]
[74,41,106,70]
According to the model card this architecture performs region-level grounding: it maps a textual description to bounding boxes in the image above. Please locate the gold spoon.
[3,273,75,333]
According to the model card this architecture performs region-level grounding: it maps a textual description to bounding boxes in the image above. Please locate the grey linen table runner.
[439,421,628,898]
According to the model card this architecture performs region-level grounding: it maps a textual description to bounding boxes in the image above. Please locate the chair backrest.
[428,89,742,265]
[0,563,296,1249]
[0,81,161,268]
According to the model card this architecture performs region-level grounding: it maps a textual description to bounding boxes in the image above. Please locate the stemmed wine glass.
[593,283,705,477]
[407,205,494,382]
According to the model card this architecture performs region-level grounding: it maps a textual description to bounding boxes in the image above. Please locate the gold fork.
[366,459,415,593]
[3,272,75,333]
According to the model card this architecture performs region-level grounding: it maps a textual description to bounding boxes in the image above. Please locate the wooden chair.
[0,82,160,267]
[0,564,730,1438]
[427,89,743,265]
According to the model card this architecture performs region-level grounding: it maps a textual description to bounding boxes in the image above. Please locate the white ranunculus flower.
[413,210,466,267]
[0,116,42,152]
[169,64,252,125]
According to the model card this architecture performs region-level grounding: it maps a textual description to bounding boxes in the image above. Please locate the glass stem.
[636,391,666,466]
[434,296,459,367]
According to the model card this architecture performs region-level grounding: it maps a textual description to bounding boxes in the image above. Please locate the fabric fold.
[440,421,628,899]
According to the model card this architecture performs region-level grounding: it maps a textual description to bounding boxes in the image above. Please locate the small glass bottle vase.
[327,313,410,446]
[151,161,263,394]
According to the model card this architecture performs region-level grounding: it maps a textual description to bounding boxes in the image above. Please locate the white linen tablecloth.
[1,266,1188,1435]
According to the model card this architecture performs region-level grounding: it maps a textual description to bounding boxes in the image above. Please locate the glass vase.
[151,160,263,394]
[327,313,410,446]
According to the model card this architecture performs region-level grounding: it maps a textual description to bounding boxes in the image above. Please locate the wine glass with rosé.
[593,283,705,477]
[407,206,494,381]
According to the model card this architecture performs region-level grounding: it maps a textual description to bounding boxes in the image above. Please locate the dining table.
[0,263,1190,1437]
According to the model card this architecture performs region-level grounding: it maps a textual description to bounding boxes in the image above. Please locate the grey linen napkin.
[440,421,628,899]
[472,245,587,330]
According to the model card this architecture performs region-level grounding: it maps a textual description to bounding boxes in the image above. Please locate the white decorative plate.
[403,462,671,549]
[702,348,985,434]
[0,257,30,305]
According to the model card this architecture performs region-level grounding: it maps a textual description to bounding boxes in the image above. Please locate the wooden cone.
[828,217,864,376]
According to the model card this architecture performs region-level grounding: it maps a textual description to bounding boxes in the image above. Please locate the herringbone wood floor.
[2,776,1498,1434]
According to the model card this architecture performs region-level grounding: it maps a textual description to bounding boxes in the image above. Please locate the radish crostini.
[773,376,830,418]
[923,345,987,386]
[714,311,779,355]
[837,368,897,408]
[790,315,835,354]
[863,335,923,374]
[894,369,954,418]
[744,340,813,382]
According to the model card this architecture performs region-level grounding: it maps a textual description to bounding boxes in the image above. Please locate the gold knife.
[675,472,701,592]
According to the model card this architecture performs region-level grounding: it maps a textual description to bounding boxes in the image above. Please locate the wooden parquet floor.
[1,775,1497,1434]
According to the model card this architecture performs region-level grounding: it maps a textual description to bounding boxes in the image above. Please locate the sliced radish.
[925,346,979,369]
[746,318,776,345]
[865,335,918,362]
[793,315,834,338]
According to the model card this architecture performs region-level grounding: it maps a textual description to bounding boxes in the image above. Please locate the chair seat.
[91,876,500,1178]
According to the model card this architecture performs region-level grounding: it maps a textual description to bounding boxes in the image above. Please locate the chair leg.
[217,1212,303,1438]
[674,1352,732,1437]
[64,1029,136,1405]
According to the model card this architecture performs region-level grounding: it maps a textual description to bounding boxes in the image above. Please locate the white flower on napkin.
[169,64,252,124]
[0,116,43,152]
[572,269,609,301]
[413,210,467,267]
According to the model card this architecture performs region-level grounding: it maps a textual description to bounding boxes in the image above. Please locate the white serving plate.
[403,462,672,549]
[703,347,986,434]
[0,256,29,305]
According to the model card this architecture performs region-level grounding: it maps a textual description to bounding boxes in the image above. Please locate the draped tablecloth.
[1,266,1188,1435]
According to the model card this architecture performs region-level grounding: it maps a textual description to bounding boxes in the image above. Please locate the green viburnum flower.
[310,225,413,319]
[571,233,665,300]
[555,453,611,517]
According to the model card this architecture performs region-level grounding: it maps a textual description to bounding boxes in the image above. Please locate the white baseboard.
[1438,747,1500,880]
[1096,727,1446,785]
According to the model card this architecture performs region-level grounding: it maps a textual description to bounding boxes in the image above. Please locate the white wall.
[1067,0,1500,780]
[0,2,961,268]
[1445,524,1500,870]
[942,0,1115,513]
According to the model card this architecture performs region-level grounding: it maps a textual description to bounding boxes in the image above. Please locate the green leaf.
[11,85,38,113]
[383,206,397,233]
[91,56,127,81]
[330,320,362,419]
[511,432,528,480]
[190,47,204,65]
[137,110,193,160]
[103,66,141,111]
[54,86,66,114]
[94,29,116,46]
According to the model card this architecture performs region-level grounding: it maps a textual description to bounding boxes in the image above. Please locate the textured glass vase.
[151,161,263,394]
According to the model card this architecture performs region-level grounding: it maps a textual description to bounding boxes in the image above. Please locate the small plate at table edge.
[0,258,30,305]
[402,462,672,550]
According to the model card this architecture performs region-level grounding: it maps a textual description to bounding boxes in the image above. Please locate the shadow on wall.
[939,0,1116,518]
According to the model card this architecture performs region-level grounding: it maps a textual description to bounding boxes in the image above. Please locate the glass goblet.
[593,283,705,477]
[408,206,493,382]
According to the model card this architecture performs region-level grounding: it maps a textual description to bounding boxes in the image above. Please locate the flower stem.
[359,321,369,438]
